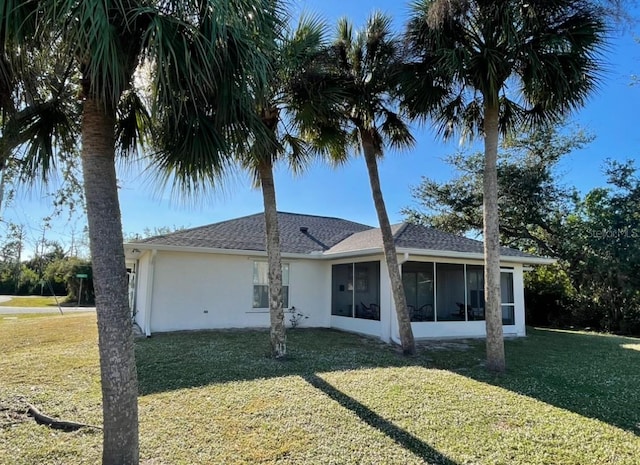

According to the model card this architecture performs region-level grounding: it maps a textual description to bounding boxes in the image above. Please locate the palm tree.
[6,1,276,463]
[325,13,417,354]
[250,16,349,358]
[156,13,344,358]
[405,0,606,371]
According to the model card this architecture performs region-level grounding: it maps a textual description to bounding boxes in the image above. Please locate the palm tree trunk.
[361,129,416,355]
[81,97,139,465]
[483,103,506,372]
[258,158,286,358]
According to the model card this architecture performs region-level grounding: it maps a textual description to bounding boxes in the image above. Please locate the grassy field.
[1,313,639,465]
[0,295,68,307]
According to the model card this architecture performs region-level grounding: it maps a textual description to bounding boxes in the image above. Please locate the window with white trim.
[252,262,289,308]
[500,271,515,325]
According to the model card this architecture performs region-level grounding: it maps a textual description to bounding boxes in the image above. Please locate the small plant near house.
[287,306,308,328]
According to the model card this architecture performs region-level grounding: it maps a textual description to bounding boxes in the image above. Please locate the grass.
[1,314,639,465]
[0,295,69,307]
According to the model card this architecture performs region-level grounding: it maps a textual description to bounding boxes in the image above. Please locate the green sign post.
[76,273,88,306]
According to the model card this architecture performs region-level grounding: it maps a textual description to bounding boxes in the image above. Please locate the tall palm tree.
[156,13,344,358]
[326,13,417,354]
[248,15,336,358]
[405,0,606,371]
[6,1,276,463]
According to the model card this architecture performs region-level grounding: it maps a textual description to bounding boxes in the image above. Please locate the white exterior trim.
[125,243,554,265]
[144,250,157,336]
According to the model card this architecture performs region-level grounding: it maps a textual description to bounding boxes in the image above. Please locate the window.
[466,265,484,320]
[331,261,380,320]
[252,262,289,308]
[401,262,517,325]
[436,263,465,321]
[501,271,515,325]
[402,262,435,322]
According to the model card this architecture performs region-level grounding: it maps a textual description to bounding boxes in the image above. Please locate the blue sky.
[7,0,640,256]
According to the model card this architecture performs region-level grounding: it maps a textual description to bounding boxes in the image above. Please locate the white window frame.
[252,261,289,309]
[404,261,515,325]
[500,268,516,325]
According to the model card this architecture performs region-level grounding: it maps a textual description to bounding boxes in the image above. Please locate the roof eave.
[124,242,556,265]
[396,247,556,265]
[123,242,323,260]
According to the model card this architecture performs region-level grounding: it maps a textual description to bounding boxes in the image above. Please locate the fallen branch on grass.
[25,402,102,432]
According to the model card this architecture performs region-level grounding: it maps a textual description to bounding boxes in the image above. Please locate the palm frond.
[380,110,416,151]
[116,88,151,158]
[405,0,607,137]
[9,96,79,182]
[150,107,235,197]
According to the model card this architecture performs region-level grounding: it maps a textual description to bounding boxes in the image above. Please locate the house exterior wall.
[140,250,330,334]
[135,249,528,341]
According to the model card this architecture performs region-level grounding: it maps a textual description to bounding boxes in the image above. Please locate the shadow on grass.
[431,327,640,436]
[136,328,413,394]
[135,327,640,436]
[304,374,459,464]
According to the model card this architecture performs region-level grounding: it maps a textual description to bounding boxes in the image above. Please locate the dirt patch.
[0,399,29,428]
[417,340,473,351]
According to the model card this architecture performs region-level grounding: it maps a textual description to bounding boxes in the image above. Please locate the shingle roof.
[324,222,536,257]
[132,212,372,254]
[131,212,540,260]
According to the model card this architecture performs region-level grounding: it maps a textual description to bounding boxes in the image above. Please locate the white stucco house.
[124,212,553,343]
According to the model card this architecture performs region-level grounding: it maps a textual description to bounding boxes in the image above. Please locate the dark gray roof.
[132,212,372,254]
[132,212,539,260]
[324,222,537,258]
[394,223,537,258]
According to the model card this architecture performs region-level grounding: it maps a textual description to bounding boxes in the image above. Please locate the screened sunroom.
[401,261,515,325]
[328,256,524,342]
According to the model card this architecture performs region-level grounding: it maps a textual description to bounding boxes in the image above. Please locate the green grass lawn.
[0,295,68,307]
[1,314,639,464]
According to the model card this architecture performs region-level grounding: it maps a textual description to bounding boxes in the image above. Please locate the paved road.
[0,306,96,315]
[0,296,96,314]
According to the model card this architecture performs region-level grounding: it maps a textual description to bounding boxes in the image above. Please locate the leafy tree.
[44,257,94,303]
[403,124,593,257]
[566,160,640,333]
[403,127,640,335]
[15,264,38,294]
[404,0,606,371]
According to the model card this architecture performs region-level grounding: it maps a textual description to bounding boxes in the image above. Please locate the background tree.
[402,124,593,257]
[566,160,640,333]
[405,0,606,371]
[403,125,640,335]
[44,256,94,303]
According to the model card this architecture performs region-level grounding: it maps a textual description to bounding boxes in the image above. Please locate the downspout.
[144,249,157,337]
[130,260,138,319]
